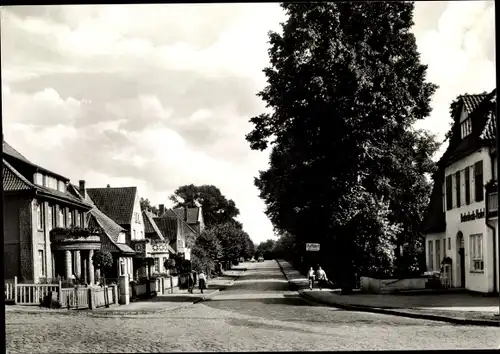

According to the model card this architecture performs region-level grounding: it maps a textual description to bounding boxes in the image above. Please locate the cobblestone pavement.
[6,261,500,353]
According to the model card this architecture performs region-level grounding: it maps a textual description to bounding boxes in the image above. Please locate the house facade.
[85,186,145,279]
[164,206,205,235]
[423,89,499,294]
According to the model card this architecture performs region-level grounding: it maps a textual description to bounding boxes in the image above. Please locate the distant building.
[423,89,498,294]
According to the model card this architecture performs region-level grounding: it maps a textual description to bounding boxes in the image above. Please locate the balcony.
[487,192,498,218]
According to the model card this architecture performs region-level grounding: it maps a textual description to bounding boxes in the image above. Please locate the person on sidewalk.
[198,270,207,294]
[316,266,328,290]
[187,271,194,294]
[308,267,315,290]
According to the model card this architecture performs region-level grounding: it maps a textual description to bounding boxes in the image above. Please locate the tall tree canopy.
[246,2,439,286]
[169,184,241,228]
[140,197,159,214]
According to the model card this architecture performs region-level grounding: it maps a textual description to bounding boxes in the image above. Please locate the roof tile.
[143,210,164,240]
[86,187,136,225]
[3,159,35,191]
[87,207,126,243]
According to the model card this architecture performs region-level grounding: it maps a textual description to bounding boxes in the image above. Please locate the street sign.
[306,243,320,251]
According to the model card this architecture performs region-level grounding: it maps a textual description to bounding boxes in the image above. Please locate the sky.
[1,2,496,245]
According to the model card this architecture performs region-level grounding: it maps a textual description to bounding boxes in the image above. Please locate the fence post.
[113,284,118,305]
[14,276,18,305]
[75,285,78,310]
[58,280,62,301]
[88,288,95,310]
[170,276,174,294]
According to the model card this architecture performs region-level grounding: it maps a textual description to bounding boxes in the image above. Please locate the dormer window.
[34,173,44,185]
[461,118,472,139]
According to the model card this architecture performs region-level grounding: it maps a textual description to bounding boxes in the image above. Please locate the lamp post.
[495,92,499,318]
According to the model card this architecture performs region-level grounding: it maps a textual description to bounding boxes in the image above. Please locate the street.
[6,260,500,352]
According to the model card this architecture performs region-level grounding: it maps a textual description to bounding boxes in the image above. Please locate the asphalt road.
[6,260,500,352]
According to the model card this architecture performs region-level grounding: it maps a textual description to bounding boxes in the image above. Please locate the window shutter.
[455,171,461,208]
[446,175,453,210]
[474,160,484,202]
[464,167,470,205]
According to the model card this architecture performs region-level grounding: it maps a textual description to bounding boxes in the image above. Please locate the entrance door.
[458,248,466,288]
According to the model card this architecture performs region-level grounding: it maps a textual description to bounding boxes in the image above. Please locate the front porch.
[50,227,102,285]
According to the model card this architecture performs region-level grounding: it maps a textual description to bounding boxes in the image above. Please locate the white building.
[423,88,498,294]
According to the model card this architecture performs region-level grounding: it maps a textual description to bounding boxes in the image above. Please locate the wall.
[360,277,427,294]
[425,232,446,272]
[3,196,27,280]
[444,147,494,293]
[130,190,145,241]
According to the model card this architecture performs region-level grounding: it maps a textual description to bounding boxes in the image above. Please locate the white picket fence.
[5,276,117,309]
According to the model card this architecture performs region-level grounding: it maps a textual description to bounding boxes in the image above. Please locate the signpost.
[306,243,320,251]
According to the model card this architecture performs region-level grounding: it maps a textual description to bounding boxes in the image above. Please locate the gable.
[86,187,136,225]
[3,159,35,192]
[153,216,178,241]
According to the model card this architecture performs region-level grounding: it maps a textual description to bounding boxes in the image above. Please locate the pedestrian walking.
[308,267,315,290]
[187,271,194,294]
[316,266,328,290]
[198,270,207,294]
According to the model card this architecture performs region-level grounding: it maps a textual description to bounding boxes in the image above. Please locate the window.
[163,257,168,272]
[36,202,43,230]
[58,208,65,227]
[470,234,484,271]
[133,230,136,239]
[76,212,80,228]
[435,240,441,270]
[474,161,484,202]
[80,212,85,227]
[39,250,45,276]
[448,237,451,250]
[57,180,66,192]
[154,258,159,273]
[445,175,453,210]
[465,167,471,205]
[34,173,44,185]
[428,240,434,271]
[461,118,472,139]
[47,177,57,190]
[68,210,73,227]
[455,171,461,208]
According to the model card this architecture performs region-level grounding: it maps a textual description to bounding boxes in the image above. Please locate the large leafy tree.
[169,184,241,227]
[256,239,276,260]
[140,197,159,215]
[246,2,439,287]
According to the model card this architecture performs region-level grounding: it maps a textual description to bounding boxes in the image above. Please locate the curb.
[276,259,500,328]
[299,290,500,327]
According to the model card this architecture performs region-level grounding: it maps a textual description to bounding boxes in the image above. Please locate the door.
[458,248,465,288]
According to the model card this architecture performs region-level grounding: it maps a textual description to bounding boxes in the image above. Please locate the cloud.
[1,3,495,244]
[412,1,495,158]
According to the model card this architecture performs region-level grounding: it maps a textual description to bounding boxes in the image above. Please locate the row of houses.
[3,139,205,284]
[423,88,499,294]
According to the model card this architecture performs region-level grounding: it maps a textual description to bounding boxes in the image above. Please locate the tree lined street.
[6,261,499,352]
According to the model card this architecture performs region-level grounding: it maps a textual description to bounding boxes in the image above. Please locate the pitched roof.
[87,207,126,243]
[164,207,200,225]
[3,159,35,191]
[153,216,178,241]
[441,89,496,166]
[3,158,91,208]
[86,187,137,225]
[460,93,489,115]
[2,140,69,181]
[142,210,164,240]
[480,91,497,141]
[164,208,198,234]
[2,140,32,164]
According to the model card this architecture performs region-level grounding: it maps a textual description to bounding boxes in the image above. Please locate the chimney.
[78,180,86,199]
[159,204,165,216]
[184,204,188,222]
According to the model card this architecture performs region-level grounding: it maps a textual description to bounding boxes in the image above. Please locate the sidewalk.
[5,267,246,316]
[276,259,500,327]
